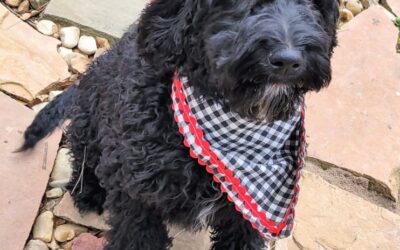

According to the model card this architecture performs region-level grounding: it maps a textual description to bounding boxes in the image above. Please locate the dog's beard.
[228,84,302,122]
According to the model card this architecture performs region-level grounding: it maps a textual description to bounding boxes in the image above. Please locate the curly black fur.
[21,0,338,249]
[18,85,76,151]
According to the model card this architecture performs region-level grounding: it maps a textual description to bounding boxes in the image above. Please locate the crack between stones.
[305,157,400,214]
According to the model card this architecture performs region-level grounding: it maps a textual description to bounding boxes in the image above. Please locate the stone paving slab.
[54,192,110,231]
[288,171,400,249]
[43,0,149,42]
[51,171,400,250]
[0,5,70,103]
[386,0,400,15]
[0,92,62,250]
[306,5,400,200]
[54,192,211,249]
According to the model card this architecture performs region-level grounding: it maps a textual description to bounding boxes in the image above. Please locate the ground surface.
[0,0,399,249]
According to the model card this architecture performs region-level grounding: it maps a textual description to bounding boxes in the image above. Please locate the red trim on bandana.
[171,76,306,237]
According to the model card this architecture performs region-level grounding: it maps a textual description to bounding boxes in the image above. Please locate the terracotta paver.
[306,6,400,199]
[0,5,70,103]
[0,92,62,250]
[386,0,400,15]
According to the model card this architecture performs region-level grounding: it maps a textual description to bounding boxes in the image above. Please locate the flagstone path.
[0,0,399,249]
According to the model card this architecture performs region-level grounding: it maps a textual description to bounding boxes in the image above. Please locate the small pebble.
[29,0,49,10]
[32,211,54,243]
[20,13,32,21]
[94,48,108,59]
[36,20,58,36]
[62,241,73,250]
[46,188,63,199]
[60,27,80,49]
[5,0,21,7]
[47,238,60,250]
[96,37,110,49]
[24,240,49,250]
[72,233,106,250]
[49,91,63,101]
[70,55,91,74]
[43,199,60,211]
[345,0,363,16]
[32,102,49,114]
[58,47,77,65]
[78,36,98,55]
[358,0,370,9]
[51,148,73,186]
[17,0,30,14]
[340,8,354,23]
[54,224,88,242]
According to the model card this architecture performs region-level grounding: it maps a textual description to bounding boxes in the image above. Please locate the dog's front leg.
[104,192,172,250]
[210,204,266,250]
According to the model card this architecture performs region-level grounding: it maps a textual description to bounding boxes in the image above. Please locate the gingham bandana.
[171,76,306,240]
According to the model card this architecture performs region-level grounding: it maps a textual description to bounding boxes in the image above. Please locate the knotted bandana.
[171,75,306,240]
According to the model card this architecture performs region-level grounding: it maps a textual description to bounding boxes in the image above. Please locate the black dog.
[21,0,338,249]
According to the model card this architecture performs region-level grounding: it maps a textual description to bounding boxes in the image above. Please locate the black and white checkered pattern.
[171,76,305,240]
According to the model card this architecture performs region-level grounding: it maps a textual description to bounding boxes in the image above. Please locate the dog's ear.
[312,0,339,53]
[137,0,191,71]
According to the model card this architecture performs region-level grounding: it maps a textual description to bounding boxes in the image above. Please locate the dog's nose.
[269,49,303,74]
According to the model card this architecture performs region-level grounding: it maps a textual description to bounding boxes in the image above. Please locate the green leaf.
[395,17,400,27]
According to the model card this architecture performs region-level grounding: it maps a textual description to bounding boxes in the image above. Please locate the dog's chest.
[171,76,306,240]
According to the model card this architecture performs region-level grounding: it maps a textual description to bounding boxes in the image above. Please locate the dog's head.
[138,0,339,121]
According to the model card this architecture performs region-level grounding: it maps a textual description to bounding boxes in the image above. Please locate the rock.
[0,6,70,103]
[78,36,98,55]
[54,193,110,231]
[340,8,354,23]
[29,0,49,10]
[32,102,49,113]
[33,211,54,243]
[49,90,63,101]
[50,148,73,188]
[58,47,81,65]
[18,0,30,14]
[169,227,211,250]
[93,48,108,59]
[359,0,370,9]
[5,0,21,7]
[46,188,64,199]
[47,238,60,250]
[306,6,400,200]
[70,55,91,74]
[345,0,364,15]
[71,233,106,250]
[43,199,61,212]
[62,241,73,250]
[36,20,58,36]
[24,240,49,250]
[58,46,73,58]
[60,27,80,49]
[43,0,148,42]
[20,12,32,21]
[95,37,110,49]
[49,179,70,188]
[54,224,88,242]
[0,92,62,250]
[290,171,400,249]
